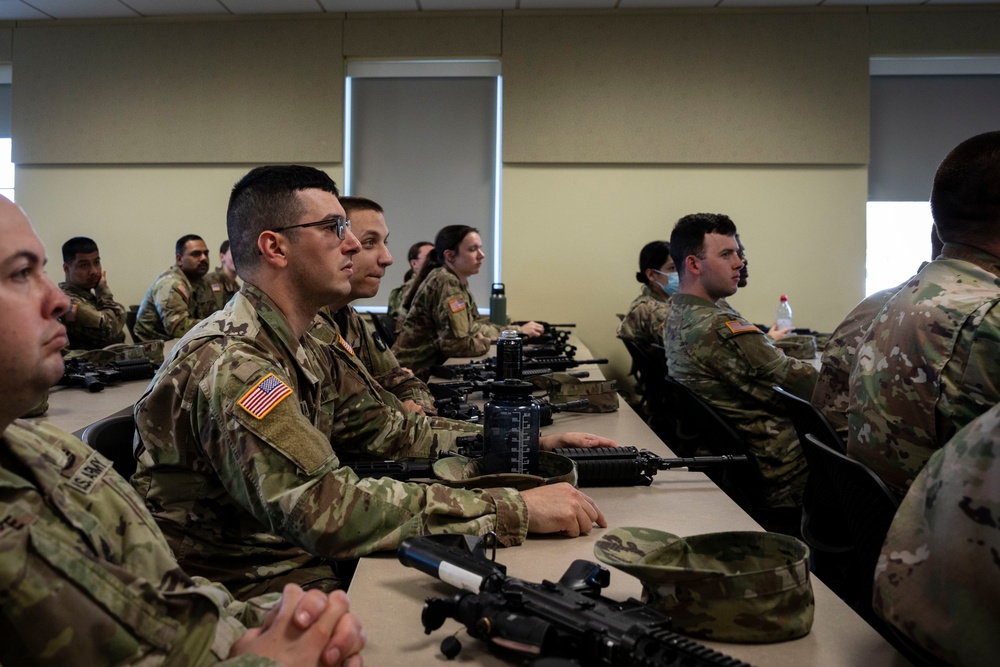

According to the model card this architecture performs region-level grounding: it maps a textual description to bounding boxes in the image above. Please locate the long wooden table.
[347,340,910,666]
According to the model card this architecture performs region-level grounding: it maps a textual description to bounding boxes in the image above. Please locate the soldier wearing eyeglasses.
[133,165,609,601]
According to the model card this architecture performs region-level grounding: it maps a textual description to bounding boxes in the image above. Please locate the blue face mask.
[652,269,680,296]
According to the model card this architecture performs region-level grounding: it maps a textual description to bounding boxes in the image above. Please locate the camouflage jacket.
[58,281,127,350]
[386,275,414,323]
[0,420,281,667]
[315,305,436,412]
[664,293,815,507]
[810,284,900,439]
[200,267,240,313]
[617,285,670,351]
[134,266,217,342]
[847,243,1000,497]
[873,402,1000,666]
[392,267,502,377]
[133,284,527,598]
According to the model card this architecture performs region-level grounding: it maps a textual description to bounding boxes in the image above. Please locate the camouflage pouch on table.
[431,451,577,491]
[530,372,619,413]
[595,527,814,643]
[773,334,817,361]
[63,340,165,366]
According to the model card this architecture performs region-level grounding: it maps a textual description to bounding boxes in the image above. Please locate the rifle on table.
[430,357,606,381]
[345,439,746,487]
[398,533,753,666]
[59,357,158,393]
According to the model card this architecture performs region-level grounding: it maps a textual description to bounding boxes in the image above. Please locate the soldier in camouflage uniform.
[0,194,366,667]
[873,401,1000,666]
[616,240,675,351]
[199,239,241,312]
[314,197,436,414]
[386,240,433,324]
[134,234,217,342]
[134,167,607,599]
[392,225,543,378]
[848,132,1000,498]
[57,236,127,350]
[664,213,815,508]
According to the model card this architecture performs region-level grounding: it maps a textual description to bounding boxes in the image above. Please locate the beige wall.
[7,7,999,384]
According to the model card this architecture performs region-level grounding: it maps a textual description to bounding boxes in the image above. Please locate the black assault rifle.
[431,356,607,381]
[398,533,753,666]
[346,440,746,487]
[59,357,158,393]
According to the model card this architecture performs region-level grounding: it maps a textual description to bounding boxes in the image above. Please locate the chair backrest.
[772,385,846,453]
[801,433,900,618]
[620,339,672,439]
[662,377,800,534]
[126,305,139,343]
[81,413,138,480]
[369,312,398,347]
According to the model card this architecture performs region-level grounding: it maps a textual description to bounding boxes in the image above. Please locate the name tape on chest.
[0,510,37,537]
[725,319,760,335]
[449,298,466,313]
[238,372,293,419]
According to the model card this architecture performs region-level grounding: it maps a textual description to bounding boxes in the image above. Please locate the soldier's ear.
[257,231,289,268]
[684,254,701,276]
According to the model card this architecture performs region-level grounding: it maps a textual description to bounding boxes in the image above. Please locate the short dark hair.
[176,234,204,257]
[227,165,340,280]
[404,241,434,280]
[62,237,98,263]
[636,240,670,285]
[931,131,1000,245]
[220,239,230,255]
[669,213,738,277]
[339,196,383,218]
[404,225,479,309]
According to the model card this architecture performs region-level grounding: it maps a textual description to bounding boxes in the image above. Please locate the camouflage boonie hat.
[773,334,817,361]
[64,341,165,366]
[594,527,814,643]
[432,451,577,490]
[530,373,619,413]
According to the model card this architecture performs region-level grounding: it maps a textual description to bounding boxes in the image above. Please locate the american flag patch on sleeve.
[238,373,293,419]
[449,298,466,313]
[725,319,760,334]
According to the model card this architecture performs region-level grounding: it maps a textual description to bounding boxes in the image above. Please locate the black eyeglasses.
[271,216,351,240]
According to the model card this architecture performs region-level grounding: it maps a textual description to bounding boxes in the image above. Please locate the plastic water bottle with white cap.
[775,295,794,330]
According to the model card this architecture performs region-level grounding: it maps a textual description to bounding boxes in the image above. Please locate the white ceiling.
[1,0,999,22]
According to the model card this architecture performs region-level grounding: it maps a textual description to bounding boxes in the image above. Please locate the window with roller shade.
[867,59,1000,295]
[0,73,13,202]
[344,60,502,312]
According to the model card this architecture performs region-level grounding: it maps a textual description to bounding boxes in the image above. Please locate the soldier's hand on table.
[522,483,606,536]
[231,585,366,667]
[517,321,545,337]
[401,399,426,415]
[539,432,618,451]
[766,322,794,341]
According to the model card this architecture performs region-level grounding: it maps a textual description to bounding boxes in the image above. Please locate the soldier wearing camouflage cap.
[873,400,1000,666]
[133,234,218,342]
[57,236,128,350]
[848,131,1000,498]
[663,213,816,508]
[314,196,436,416]
[134,166,609,600]
[0,194,366,666]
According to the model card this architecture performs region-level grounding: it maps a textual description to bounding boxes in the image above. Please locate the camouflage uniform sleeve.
[62,284,127,349]
[157,274,201,339]
[872,404,1000,667]
[433,287,494,358]
[198,349,528,558]
[356,318,436,410]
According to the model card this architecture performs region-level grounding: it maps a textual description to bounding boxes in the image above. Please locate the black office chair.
[772,386,853,596]
[369,312,398,347]
[620,338,672,441]
[126,305,139,343]
[81,413,138,480]
[662,377,800,535]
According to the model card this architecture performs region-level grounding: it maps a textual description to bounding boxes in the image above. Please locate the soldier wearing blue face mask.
[617,240,676,351]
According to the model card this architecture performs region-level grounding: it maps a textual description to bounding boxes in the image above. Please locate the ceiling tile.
[421,0,515,9]
[519,0,615,8]
[219,0,325,14]
[720,0,819,6]
[121,0,230,17]
[24,0,141,18]
[621,0,716,6]
[0,0,52,20]
[321,0,418,10]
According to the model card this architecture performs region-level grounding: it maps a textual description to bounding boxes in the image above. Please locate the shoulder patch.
[449,298,466,313]
[63,450,114,494]
[211,283,221,292]
[725,319,761,335]
[64,303,79,323]
[177,283,190,299]
[238,373,293,419]
[372,331,387,352]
